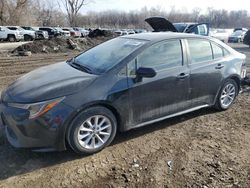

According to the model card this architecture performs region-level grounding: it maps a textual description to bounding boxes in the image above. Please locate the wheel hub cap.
[77,115,112,150]
[220,83,236,108]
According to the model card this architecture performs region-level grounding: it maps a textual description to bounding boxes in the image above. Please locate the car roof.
[121,32,208,42]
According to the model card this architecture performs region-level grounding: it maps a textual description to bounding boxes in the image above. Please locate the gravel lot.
[0,43,249,188]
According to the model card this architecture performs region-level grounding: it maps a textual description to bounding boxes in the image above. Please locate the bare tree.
[0,0,6,25]
[61,0,87,26]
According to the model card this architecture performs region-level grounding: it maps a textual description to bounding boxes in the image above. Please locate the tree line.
[0,0,250,29]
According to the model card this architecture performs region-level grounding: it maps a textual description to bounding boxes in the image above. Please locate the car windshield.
[173,23,187,32]
[231,31,243,36]
[74,38,146,74]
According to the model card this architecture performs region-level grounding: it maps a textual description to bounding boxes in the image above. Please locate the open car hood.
[145,17,178,32]
[145,17,209,36]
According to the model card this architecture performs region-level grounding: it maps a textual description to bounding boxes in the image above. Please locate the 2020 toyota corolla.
[0,32,247,154]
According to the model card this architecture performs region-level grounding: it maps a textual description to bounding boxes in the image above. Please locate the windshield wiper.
[67,58,93,74]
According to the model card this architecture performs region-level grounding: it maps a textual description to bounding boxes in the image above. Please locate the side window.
[223,49,231,56]
[137,40,183,71]
[211,42,223,59]
[187,39,213,63]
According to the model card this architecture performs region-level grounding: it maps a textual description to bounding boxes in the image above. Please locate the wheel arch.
[213,75,241,106]
[62,101,122,150]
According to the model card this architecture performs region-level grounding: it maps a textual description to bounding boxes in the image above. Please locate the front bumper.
[0,101,74,151]
[228,37,241,43]
[15,34,24,41]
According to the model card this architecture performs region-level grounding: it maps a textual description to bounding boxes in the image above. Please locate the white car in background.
[211,29,231,42]
[55,27,70,37]
[73,27,89,37]
[7,26,35,41]
[0,26,24,42]
[62,28,81,38]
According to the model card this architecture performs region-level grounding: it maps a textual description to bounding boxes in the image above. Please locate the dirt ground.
[0,43,250,188]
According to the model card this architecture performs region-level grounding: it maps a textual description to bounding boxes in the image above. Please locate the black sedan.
[0,33,247,154]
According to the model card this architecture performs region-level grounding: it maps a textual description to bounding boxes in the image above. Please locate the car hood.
[22,30,35,35]
[145,17,178,32]
[4,62,97,103]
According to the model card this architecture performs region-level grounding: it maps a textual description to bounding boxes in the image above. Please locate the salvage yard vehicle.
[54,27,71,38]
[0,26,24,42]
[228,30,246,43]
[243,29,250,47]
[62,28,81,38]
[0,32,247,155]
[21,26,49,40]
[73,27,89,37]
[39,27,60,38]
[210,29,230,42]
[145,17,209,36]
[7,26,35,41]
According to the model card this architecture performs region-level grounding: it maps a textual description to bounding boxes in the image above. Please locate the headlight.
[8,97,65,119]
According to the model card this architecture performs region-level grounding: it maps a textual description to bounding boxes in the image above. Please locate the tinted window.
[211,42,223,59]
[137,40,183,71]
[75,38,145,74]
[187,39,213,63]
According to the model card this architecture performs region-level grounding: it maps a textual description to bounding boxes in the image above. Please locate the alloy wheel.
[220,83,236,108]
[77,115,112,150]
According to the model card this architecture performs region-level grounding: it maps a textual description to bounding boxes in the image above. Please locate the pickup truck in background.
[0,26,24,42]
[7,26,35,41]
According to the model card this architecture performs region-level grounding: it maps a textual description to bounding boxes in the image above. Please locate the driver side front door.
[127,39,190,128]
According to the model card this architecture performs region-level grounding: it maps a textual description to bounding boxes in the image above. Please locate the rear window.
[187,39,213,63]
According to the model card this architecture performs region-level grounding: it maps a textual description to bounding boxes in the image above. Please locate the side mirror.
[135,67,156,82]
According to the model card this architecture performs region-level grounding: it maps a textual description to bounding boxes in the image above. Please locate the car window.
[223,49,231,56]
[75,38,146,74]
[187,39,213,63]
[137,40,183,71]
[211,42,223,59]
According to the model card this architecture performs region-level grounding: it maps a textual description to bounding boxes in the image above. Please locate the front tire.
[214,79,238,111]
[67,106,117,155]
[7,35,16,42]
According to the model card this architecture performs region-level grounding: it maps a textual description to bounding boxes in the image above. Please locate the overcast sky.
[82,0,248,13]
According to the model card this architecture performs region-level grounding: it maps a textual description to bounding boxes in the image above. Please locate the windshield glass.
[74,38,146,74]
[231,31,243,36]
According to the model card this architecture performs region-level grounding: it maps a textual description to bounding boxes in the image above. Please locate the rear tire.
[214,79,238,111]
[24,35,33,41]
[67,106,117,155]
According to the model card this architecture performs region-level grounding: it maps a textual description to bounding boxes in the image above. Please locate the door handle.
[177,73,189,79]
[215,64,224,69]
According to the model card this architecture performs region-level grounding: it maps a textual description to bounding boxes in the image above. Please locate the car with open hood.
[0,32,247,154]
[145,17,209,36]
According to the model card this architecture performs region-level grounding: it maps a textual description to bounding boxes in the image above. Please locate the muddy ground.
[0,43,250,188]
